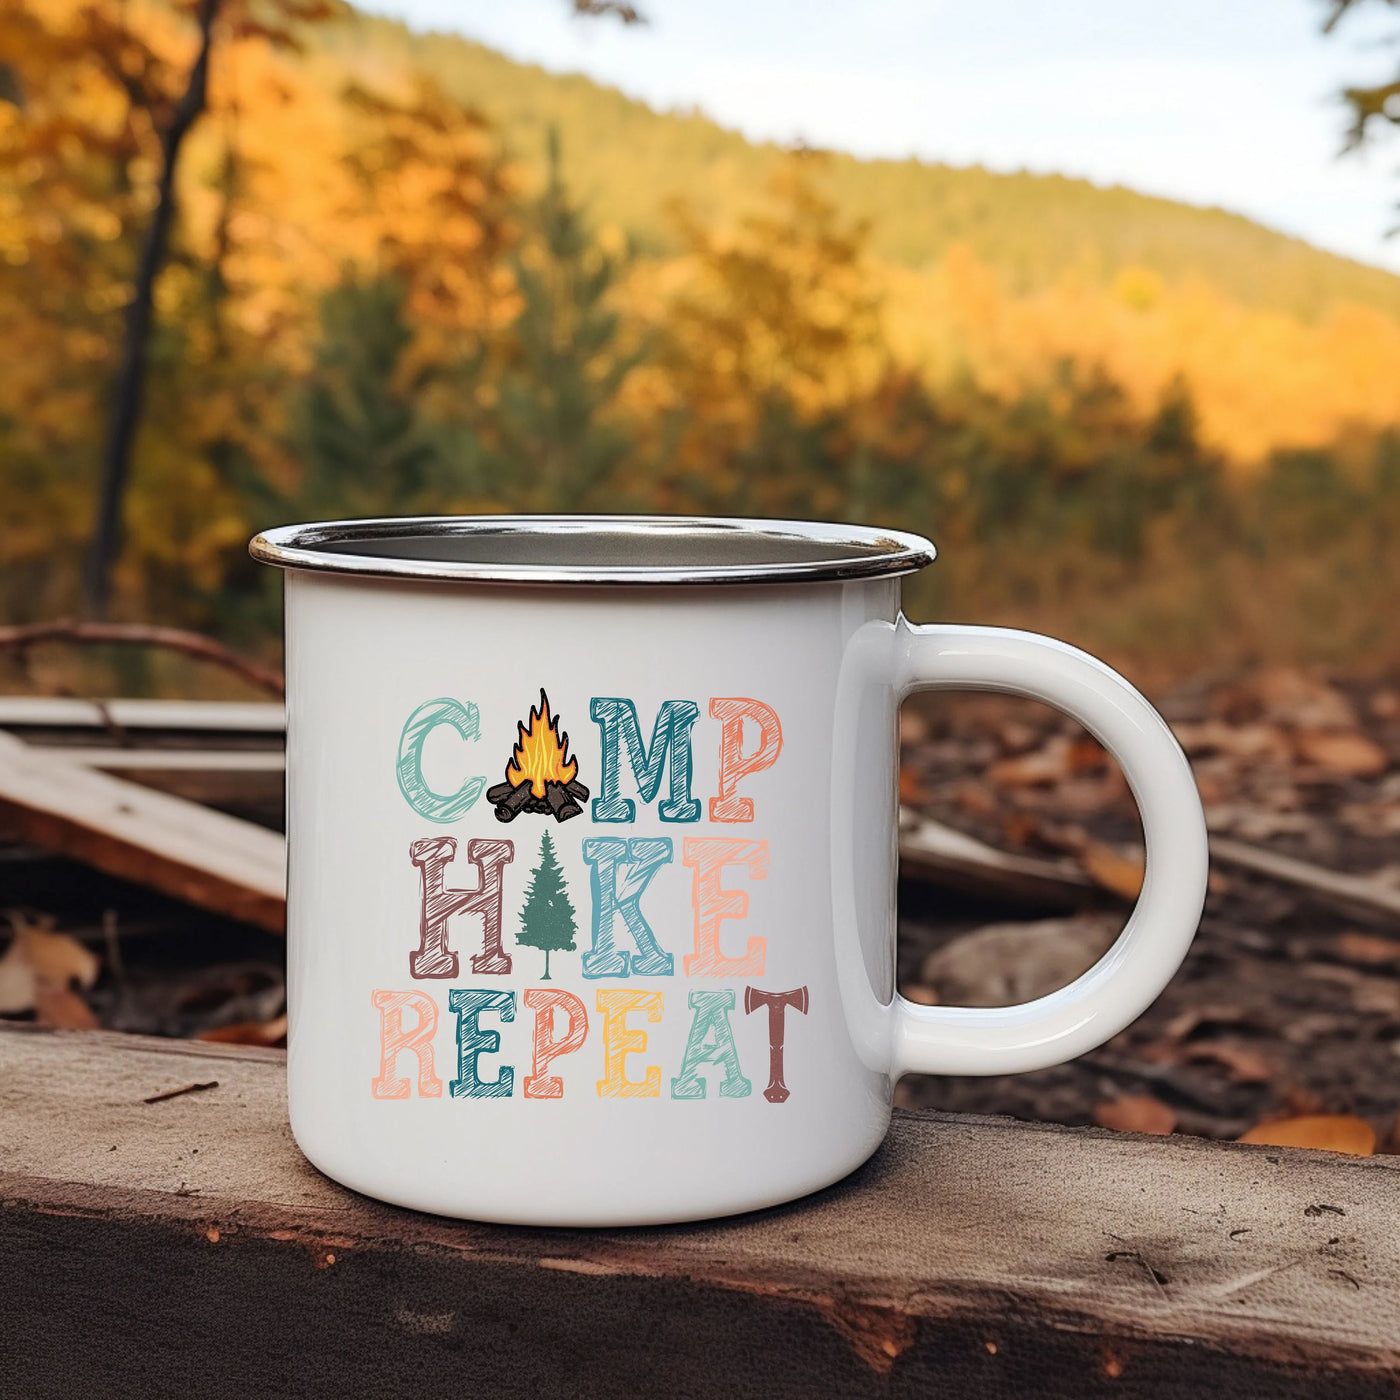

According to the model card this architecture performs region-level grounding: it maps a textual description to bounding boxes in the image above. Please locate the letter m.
[590,698,700,823]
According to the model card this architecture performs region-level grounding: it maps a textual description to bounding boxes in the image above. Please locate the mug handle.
[889,622,1209,1079]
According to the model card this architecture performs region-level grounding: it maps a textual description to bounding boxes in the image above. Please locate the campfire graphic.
[486,690,590,823]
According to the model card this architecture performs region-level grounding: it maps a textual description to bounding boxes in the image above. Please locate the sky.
[362,0,1400,273]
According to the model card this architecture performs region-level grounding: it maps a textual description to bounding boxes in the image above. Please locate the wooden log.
[1210,834,1400,925]
[0,732,285,931]
[544,780,581,821]
[493,782,534,822]
[1,1024,1398,1397]
[899,808,1096,909]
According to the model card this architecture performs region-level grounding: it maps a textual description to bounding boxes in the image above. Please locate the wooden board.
[0,696,285,733]
[0,732,285,931]
[1,1024,1397,1397]
[7,697,1399,926]
[33,748,285,771]
[900,807,1096,908]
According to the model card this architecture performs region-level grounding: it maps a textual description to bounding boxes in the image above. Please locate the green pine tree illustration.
[516,829,578,980]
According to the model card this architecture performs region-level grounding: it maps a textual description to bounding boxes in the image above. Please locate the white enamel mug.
[251,516,1208,1226]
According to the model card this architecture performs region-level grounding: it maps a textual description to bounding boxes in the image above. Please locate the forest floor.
[896,666,1400,1151]
[4,665,1400,1152]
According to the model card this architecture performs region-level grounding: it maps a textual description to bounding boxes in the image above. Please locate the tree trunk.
[83,0,220,618]
[542,949,552,981]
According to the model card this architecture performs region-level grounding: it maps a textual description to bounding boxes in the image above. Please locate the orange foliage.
[881,246,1400,464]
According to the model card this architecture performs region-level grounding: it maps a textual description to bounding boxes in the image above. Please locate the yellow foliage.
[881,249,1400,464]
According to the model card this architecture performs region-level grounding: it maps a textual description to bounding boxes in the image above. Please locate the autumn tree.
[466,130,640,511]
[0,1,189,620]
[77,0,339,617]
[1325,1,1400,156]
[645,155,885,515]
[340,77,516,405]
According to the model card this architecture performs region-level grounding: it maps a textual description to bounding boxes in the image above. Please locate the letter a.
[409,837,514,979]
[671,989,751,1100]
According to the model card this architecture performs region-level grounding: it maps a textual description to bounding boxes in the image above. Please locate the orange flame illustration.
[505,690,578,798]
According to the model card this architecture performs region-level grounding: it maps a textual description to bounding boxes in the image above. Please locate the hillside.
[323,10,1400,327]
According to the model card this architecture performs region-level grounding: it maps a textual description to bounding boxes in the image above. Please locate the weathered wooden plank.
[6,699,1399,929]
[31,747,287,817]
[1211,834,1400,924]
[0,1024,1397,1397]
[0,696,285,733]
[32,748,285,771]
[0,733,285,931]
[899,807,1096,908]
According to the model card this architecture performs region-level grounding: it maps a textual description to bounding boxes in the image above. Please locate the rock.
[918,914,1122,1008]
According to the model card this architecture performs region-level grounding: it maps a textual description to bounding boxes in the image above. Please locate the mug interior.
[249,515,936,587]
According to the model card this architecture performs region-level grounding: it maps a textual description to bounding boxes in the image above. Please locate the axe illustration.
[743,986,809,1104]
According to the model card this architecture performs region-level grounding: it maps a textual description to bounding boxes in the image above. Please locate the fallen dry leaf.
[899,709,929,746]
[199,1012,287,1047]
[999,810,1043,849]
[0,914,101,1019]
[1094,1094,1177,1135]
[900,985,939,1006]
[1205,803,1317,840]
[1081,841,1145,901]
[1161,1004,1253,1043]
[1352,978,1400,1017]
[1173,720,1291,764]
[1036,773,1129,817]
[1293,729,1389,778]
[1239,1114,1376,1156]
[898,765,931,806]
[1282,1084,1327,1118]
[1249,668,1357,731]
[997,719,1040,753]
[20,926,100,991]
[0,939,36,1015]
[1340,801,1400,838]
[1281,1013,1345,1046]
[34,982,99,1030]
[952,780,997,818]
[1179,1041,1273,1084]
[988,735,1074,787]
[1334,931,1400,965]
[1371,690,1400,721]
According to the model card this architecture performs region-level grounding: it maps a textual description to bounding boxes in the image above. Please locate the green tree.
[516,830,577,981]
[476,130,640,510]
[289,277,446,520]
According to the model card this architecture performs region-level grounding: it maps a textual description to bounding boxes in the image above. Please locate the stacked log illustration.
[489,690,589,824]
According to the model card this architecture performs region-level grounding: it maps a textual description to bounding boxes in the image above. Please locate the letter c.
[397,697,486,822]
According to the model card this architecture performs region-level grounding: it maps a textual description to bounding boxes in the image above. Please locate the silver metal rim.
[249,515,937,586]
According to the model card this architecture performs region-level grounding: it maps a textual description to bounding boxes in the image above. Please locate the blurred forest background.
[5,0,1400,693]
